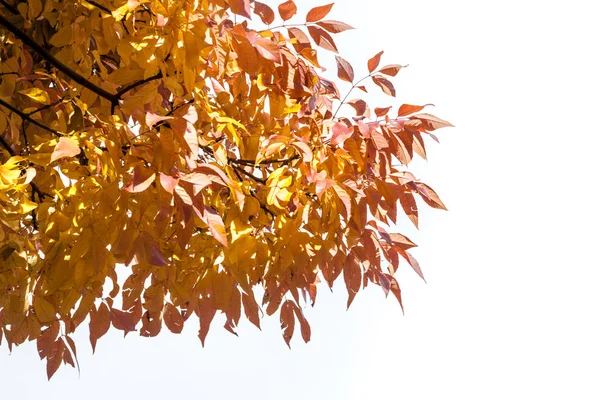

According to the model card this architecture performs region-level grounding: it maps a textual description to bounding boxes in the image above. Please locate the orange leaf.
[378,64,405,77]
[307,25,338,52]
[291,303,311,343]
[386,274,404,314]
[278,0,297,21]
[368,50,384,73]
[335,55,354,83]
[164,303,184,334]
[374,106,392,117]
[411,113,454,130]
[203,206,228,247]
[50,137,80,163]
[229,0,251,19]
[330,121,354,146]
[280,300,295,347]
[344,252,362,309]
[306,3,334,22]
[316,20,354,33]
[413,182,447,210]
[253,1,275,24]
[124,164,155,193]
[89,302,111,353]
[372,74,396,97]
[398,103,433,117]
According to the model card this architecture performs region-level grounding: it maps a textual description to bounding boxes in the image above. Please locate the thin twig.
[0,0,18,15]
[0,97,63,136]
[332,73,374,119]
[231,154,300,167]
[0,13,120,105]
[231,164,267,184]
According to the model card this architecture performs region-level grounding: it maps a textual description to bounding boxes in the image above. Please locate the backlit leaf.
[335,55,354,83]
[368,51,384,73]
[306,3,334,22]
[50,137,80,163]
[278,0,297,21]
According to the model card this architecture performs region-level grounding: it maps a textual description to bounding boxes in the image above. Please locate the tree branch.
[116,72,163,98]
[231,164,267,184]
[0,97,63,136]
[0,13,120,105]
[85,0,112,14]
[228,154,300,167]
[0,0,18,15]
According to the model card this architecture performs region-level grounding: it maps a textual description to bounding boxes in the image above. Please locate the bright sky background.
[2,0,600,398]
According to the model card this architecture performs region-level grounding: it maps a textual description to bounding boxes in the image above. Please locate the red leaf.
[386,274,404,314]
[280,300,295,347]
[291,303,311,343]
[145,112,172,128]
[253,1,275,24]
[368,51,384,73]
[89,302,110,353]
[197,301,216,346]
[398,103,433,117]
[399,190,419,228]
[203,206,228,247]
[278,0,297,21]
[411,113,454,130]
[242,292,261,329]
[307,25,338,52]
[372,74,396,97]
[316,20,354,33]
[50,137,80,163]
[400,250,425,282]
[378,64,405,77]
[46,340,64,380]
[123,164,155,193]
[413,182,447,210]
[347,99,369,117]
[229,0,251,19]
[164,303,184,334]
[374,106,392,117]
[389,232,417,250]
[335,55,354,83]
[344,252,362,309]
[306,3,334,22]
[330,122,354,146]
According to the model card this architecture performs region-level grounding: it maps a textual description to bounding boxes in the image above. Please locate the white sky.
[2,0,600,398]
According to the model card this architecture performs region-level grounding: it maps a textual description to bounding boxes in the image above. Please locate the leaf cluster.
[0,0,451,379]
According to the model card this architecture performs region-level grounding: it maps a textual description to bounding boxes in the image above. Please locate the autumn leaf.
[278,0,297,21]
[316,20,354,33]
[398,103,433,117]
[50,137,80,163]
[372,74,396,97]
[0,0,450,379]
[254,1,275,24]
[307,25,338,52]
[19,87,51,104]
[368,51,384,73]
[306,3,334,22]
[229,0,251,19]
[378,64,405,77]
[335,55,354,83]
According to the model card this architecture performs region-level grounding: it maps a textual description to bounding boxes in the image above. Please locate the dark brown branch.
[0,133,14,156]
[228,154,300,167]
[116,72,163,98]
[0,13,119,105]
[0,97,63,136]
[231,164,267,184]
[85,0,112,14]
[0,0,18,15]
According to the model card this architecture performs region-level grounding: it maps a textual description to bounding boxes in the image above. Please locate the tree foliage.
[0,0,451,378]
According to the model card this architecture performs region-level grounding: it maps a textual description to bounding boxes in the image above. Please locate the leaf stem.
[332,73,373,119]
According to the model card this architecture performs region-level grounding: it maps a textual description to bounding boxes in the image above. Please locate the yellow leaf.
[33,297,56,323]
[18,88,51,105]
